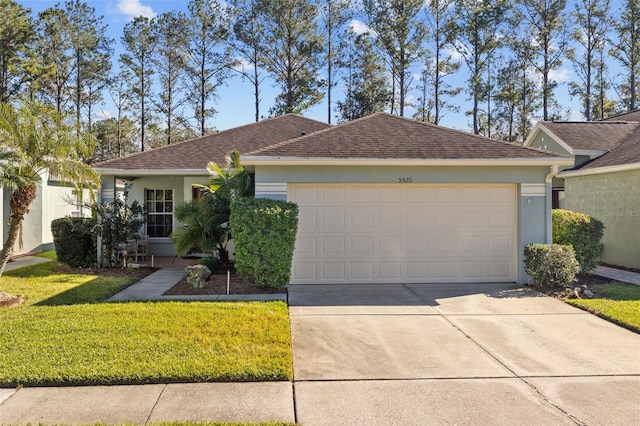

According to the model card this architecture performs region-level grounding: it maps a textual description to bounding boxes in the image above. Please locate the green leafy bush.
[199,255,221,272]
[51,217,97,267]
[230,197,298,288]
[524,243,579,287]
[552,209,604,272]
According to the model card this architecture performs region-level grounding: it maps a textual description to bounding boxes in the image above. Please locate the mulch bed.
[531,272,618,299]
[164,269,287,296]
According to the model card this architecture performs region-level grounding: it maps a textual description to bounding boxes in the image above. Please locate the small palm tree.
[0,102,98,277]
[172,150,253,265]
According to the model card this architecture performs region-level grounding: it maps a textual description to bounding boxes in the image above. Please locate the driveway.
[288,283,640,425]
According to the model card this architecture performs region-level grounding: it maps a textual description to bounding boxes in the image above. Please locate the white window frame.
[145,188,174,238]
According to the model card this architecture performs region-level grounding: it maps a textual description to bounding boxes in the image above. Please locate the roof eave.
[559,162,640,177]
[242,156,574,167]
[94,168,208,176]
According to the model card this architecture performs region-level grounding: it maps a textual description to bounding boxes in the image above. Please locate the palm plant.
[172,150,253,266]
[0,102,98,277]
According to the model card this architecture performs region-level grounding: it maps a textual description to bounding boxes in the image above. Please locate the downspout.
[545,165,560,243]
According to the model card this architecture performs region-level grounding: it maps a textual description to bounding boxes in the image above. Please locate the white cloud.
[97,109,112,120]
[117,0,156,19]
[232,57,254,73]
[549,68,570,84]
[444,47,462,62]
[349,19,375,36]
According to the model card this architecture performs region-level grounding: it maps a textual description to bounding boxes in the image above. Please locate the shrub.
[199,255,221,272]
[552,209,604,273]
[524,243,579,287]
[51,217,97,267]
[92,190,146,268]
[230,197,298,288]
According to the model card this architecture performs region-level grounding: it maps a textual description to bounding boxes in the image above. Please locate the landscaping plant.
[552,209,604,273]
[51,217,97,268]
[92,188,146,268]
[524,243,580,287]
[172,150,253,265]
[230,198,298,288]
[0,102,98,278]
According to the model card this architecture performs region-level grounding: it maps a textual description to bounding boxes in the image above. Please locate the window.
[145,189,174,237]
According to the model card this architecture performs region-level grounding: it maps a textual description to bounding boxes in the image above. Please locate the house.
[94,113,570,285]
[242,113,571,285]
[525,116,640,269]
[92,114,331,257]
[1,170,87,257]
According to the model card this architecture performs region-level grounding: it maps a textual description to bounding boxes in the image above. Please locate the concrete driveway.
[288,283,640,425]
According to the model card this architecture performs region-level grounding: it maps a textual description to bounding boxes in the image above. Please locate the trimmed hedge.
[230,197,299,288]
[552,209,604,273]
[51,217,97,267]
[524,243,579,287]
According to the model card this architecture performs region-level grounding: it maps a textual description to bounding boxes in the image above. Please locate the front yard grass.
[0,259,293,387]
[568,283,640,333]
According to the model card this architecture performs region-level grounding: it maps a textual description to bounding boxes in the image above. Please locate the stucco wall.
[255,164,553,284]
[1,171,82,256]
[529,131,571,156]
[565,169,640,269]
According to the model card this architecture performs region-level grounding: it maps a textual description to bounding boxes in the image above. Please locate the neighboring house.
[525,115,640,269]
[92,114,331,257]
[1,170,87,257]
[243,113,571,285]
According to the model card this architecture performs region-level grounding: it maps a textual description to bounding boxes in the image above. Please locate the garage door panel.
[294,262,317,280]
[351,235,374,253]
[461,187,485,203]
[488,235,512,253]
[322,186,346,203]
[460,261,484,278]
[379,186,402,203]
[433,210,458,229]
[380,236,402,253]
[289,183,516,284]
[351,262,374,279]
[321,209,346,229]
[487,186,513,203]
[379,262,402,279]
[321,236,346,254]
[351,186,373,203]
[488,261,513,279]
[295,236,318,254]
[350,208,374,229]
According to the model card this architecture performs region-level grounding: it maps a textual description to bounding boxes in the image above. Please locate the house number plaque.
[398,177,413,183]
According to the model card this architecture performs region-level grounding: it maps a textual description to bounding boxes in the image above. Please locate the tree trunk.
[0,184,38,277]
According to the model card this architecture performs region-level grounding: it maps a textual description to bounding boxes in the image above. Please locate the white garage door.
[289,183,516,284]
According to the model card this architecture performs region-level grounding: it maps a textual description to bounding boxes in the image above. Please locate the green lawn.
[0,258,293,387]
[568,283,640,332]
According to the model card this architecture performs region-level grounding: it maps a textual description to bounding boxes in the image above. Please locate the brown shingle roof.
[248,113,566,160]
[579,126,640,169]
[602,109,640,122]
[539,121,640,152]
[93,114,331,172]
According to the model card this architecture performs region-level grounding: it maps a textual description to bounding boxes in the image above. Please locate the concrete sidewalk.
[3,255,52,272]
[0,383,294,424]
[107,267,286,302]
[595,264,640,285]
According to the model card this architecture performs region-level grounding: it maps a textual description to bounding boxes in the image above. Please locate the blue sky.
[22,0,602,132]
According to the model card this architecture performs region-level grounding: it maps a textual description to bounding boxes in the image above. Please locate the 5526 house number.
[398,177,413,183]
